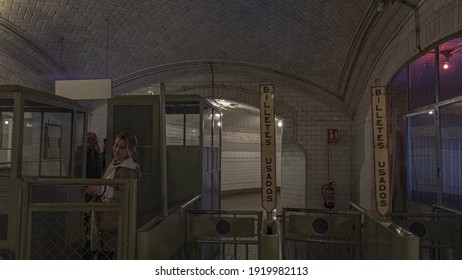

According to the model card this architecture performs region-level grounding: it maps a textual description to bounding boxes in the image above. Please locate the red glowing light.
[443,61,449,69]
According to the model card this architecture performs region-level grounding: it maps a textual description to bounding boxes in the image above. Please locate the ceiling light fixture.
[440,49,452,70]
[443,61,449,70]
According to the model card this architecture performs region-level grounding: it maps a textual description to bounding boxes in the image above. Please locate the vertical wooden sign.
[371,86,391,215]
[260,84,277,213]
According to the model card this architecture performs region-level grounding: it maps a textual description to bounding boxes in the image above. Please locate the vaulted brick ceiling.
[0,0,417,117]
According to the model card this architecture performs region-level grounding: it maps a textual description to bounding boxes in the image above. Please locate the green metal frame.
[0,85,88,259]
[186,210,262,260]
[17,178,137,259]
[350,203,420,260]
[282,207,362,260]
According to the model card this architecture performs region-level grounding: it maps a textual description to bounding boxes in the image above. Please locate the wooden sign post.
[260,84,277,213]
[371,86,391,215]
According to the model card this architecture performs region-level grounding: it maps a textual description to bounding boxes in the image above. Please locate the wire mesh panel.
[187,211,262,260]
[29,210,118,260]
[388,213,461,259]
[20,178,136,260]
[282,208,361,260]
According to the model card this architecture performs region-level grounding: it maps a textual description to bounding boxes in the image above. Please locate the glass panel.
[185,114,199,145]
[387,68,408,211]
[166,113,184,145]
[212,109,221,147]
[439,38,462,101]
[0,99,13,240]
[166,102,200,146]
[407,111,438,205]
[409,51,436,111]
[203,105,212,147]
[21,112,41,176]
[0,111,13,176]
[22,101,73,177]
[440,102,462,209]
[74,112,85,178]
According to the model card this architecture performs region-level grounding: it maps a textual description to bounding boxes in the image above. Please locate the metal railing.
[282,208,361,260]
[187,210,262,260]
[15,178,137,260]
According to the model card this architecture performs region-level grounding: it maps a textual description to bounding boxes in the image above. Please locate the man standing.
[86,132,103,179]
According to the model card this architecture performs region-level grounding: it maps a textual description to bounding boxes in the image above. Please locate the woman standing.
[85,131,141,259]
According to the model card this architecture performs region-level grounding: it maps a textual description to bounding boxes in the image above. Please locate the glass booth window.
[203,105,212,147]
[0,106,13,175]
[0,99,13,240]
[73,112,86,178]
[22,100,73,177]
[213,109,221,147]
[166,102,200,146]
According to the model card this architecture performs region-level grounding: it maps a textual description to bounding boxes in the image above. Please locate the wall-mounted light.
[278,121,283,127]
[428,110,434,115]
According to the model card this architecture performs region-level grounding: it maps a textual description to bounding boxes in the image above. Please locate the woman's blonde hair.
[115,131,138,162]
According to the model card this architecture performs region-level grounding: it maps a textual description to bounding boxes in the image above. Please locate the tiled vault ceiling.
[0,0,418,117]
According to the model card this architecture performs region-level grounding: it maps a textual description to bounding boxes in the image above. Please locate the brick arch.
[112,60,347,115]
[0,18,69,85]
[168,83,294,119]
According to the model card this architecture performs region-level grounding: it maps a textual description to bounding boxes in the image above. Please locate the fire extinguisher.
[322,181,335,209]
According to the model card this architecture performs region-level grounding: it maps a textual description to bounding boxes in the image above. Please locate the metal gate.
[388,212,461,259]
[282,208,361,260]
[186,211,262,260]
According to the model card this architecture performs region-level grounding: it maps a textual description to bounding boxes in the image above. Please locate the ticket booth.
[0,85,87,257]
[107,94,222,226]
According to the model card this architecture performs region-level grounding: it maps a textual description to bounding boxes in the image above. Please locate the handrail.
[349,202,415,238]
[433,204,462,215]
[137,194,202,232]
[181,195,201,210]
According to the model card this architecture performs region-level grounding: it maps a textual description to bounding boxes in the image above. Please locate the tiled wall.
[281,143,306,208]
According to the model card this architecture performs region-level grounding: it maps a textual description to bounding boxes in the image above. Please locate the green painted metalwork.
[350,203,419,259]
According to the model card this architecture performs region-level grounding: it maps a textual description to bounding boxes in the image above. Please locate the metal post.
[159,83,168,217]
